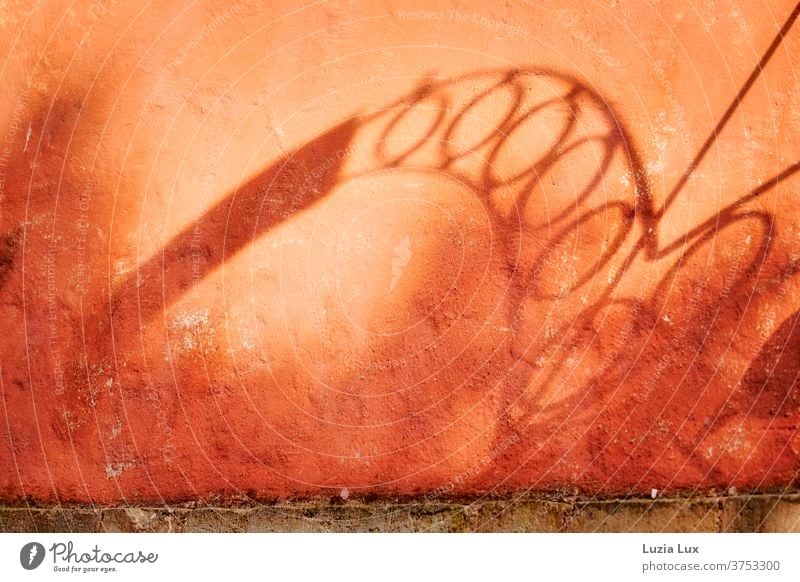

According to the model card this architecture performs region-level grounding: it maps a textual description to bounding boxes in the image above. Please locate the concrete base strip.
[2,495,799,532]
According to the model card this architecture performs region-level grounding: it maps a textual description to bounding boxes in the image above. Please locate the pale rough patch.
[171,309,214,352]
[104,461,135,479]
[172,309,210,329]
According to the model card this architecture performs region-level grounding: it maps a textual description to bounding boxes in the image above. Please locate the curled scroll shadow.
[97,64,799,494]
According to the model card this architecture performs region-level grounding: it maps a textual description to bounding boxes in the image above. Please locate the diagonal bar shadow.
[108,118,358,326]
[657,2,800,220]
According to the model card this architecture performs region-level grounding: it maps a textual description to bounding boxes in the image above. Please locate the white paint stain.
[389,234,412,292]
[104,462,133,479]
[172,309,209,329]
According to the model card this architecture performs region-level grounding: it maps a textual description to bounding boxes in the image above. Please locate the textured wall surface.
[0,0,799,506]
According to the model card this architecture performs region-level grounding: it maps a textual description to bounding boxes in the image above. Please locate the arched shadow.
[88,64,800,496]
[2,47,800,503]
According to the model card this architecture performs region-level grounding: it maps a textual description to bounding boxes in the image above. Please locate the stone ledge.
[2,495,799,532]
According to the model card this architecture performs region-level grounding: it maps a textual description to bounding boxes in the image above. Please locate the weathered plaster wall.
[0,0,799,505]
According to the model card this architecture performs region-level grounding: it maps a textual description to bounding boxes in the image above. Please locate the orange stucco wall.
[1,0,799,503]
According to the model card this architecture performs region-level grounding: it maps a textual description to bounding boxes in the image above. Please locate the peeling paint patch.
[104,462,134,479]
